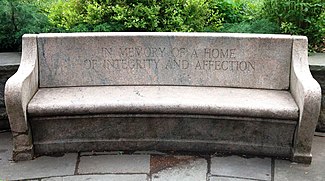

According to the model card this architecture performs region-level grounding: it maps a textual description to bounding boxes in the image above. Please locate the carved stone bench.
[5,33,321,163]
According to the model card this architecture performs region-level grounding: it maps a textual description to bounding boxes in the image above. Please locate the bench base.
[30,114,296,158]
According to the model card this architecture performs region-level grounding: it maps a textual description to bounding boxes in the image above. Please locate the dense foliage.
[45,0,223,32]
[0,0,49,51]
[0,0,324,52]
[262,0,325,52]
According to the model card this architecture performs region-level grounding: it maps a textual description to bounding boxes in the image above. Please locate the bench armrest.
[4,34,38,161]
[290,36,321,164]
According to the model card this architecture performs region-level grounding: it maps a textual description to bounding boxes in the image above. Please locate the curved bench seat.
[28,86,298,120]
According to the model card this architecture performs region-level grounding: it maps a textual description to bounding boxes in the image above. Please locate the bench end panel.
[290,36,322,164]
[4,34,39,161]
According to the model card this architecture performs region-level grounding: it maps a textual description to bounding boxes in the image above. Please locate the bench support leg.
[12,129,34,161]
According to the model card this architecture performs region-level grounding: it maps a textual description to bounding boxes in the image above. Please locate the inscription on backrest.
[38,33,292,89]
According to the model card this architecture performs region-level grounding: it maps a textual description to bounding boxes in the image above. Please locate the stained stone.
[151,158,207,181]
[38,32,292,90]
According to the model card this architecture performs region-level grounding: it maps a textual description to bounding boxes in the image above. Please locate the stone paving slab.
[309,53,325,70]
[41,174,148,181]
[0,52,21,66]
[0,131,324,180]
[274,160,324,181]
[0,153,77,181]
[151,157,207,181]
[78,154,150,174]
[274,136,325,181]
[210,156,272,181]
[209,176,257,181]
[0,132,11,151]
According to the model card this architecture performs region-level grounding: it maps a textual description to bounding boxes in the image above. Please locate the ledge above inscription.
[38,32,293,90]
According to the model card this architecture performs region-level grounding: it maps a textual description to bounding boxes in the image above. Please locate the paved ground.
[0,52,21,66]
[0,131,324,181]
[309,53,325,67]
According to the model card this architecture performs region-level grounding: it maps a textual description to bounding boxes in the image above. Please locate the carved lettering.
[195,60,254,72]
[204,48,236,59]
[119,47,165,58]
[84,46,253,73]
[103,59,159,70]
[84,59,98,70]
[191,49,198,58]
[165,59,189,70]
[195,61,202,70]
[102,48,112,57]
[172,47,187,58]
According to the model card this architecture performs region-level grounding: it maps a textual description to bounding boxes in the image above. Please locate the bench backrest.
[38,32,293,90]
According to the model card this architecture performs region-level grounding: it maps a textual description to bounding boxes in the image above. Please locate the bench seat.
[28,86,299,157]
[28,86,298,120]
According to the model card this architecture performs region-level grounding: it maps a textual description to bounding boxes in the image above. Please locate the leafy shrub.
[211,0,249,23]
[217,0,279,34]
[0,0,50,52]
[221,19,281,34]
[262,0,325,52]
[2,0,324,52]
[46,0,223,32]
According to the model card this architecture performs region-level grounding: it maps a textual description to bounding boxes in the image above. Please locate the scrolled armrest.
[290,36,321,164]
[4,34,38,161]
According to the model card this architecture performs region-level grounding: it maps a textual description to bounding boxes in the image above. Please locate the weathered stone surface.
[0,153,77,180]
[28,86,298,120]
[30,114,296,158]
[78,154,150,174]
[13,133,32,147]
[210,156,272,181]
[41,174,149,181]
[5,33,321,164]
[290,36,321,163]
[151,157,207,181]
[309,53,325,132]
[38,33,292,90]
[4,35,39,161]
[0,52,20,130]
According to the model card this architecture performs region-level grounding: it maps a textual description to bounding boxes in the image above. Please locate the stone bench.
[5,33,321,163]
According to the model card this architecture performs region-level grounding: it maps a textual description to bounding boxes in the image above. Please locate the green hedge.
[0,0,324,52]
[262,0,325,52]
[0,0,49,52]
[45,0,223,32]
